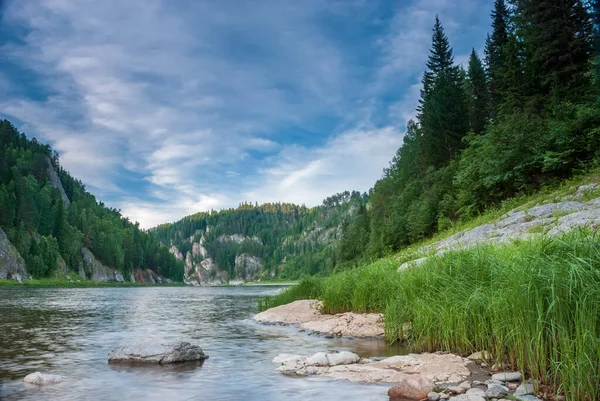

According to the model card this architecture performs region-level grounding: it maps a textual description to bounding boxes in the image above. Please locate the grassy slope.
[260,171,600,400]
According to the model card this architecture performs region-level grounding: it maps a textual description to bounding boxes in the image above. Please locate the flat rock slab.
[254,300,384,338]
[274,352,471,384]
[23,372,66,385]
[108,340,208,364]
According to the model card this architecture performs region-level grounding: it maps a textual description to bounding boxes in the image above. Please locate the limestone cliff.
[46,157,70,209]
[0,227,29,282]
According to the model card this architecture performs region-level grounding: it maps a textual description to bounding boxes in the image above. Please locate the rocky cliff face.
[0,227,29,282]
[46,157,70,209]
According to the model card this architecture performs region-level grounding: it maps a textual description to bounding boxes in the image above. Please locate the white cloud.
[243,127,404,206]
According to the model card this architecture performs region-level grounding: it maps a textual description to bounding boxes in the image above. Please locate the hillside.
[151,192,368,284]
[0,120,183,284]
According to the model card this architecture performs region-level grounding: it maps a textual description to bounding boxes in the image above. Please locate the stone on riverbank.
[108,340,208,364]
[23,372,66,385]
[388,376,434,400]
[254,299,384,337]
[273,351,471,385]
[491,371,522,382]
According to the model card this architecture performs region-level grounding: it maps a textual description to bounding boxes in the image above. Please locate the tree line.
[339,0,600,264]
[0,120,184,280]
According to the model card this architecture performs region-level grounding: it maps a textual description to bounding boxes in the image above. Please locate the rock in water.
[108,340,208,364]
[24,372,65,385]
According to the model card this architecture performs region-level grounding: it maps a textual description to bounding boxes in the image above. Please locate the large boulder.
[24,372,66,385]
[108,340,208,364]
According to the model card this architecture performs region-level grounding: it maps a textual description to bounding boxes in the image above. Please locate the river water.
[0,286,398,400]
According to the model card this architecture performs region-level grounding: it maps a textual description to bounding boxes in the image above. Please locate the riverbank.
[258,231,600,400]
[0,277,185,287]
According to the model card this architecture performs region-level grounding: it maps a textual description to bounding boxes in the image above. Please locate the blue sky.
[0,0,493,228]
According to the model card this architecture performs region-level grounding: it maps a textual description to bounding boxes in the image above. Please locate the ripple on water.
[0,286,397,401]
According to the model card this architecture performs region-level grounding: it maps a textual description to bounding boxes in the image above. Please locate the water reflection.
[0,286,396,400]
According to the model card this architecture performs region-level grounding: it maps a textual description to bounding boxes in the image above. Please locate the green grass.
[261,231,600,400]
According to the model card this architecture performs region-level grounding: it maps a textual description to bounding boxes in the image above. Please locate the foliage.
[152,192,368,279]
[264,231,600,400]
[0,120,183,280]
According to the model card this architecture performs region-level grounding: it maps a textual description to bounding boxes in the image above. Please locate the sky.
[0,0,494,228]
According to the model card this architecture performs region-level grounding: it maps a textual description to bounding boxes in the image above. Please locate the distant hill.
[0,119,183,283]
[151,191,368,284]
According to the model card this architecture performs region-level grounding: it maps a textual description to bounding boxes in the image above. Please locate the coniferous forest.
[339,0,600,265]
[0,120,184,281]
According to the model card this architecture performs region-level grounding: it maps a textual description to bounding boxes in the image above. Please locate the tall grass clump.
[385,231,600,400]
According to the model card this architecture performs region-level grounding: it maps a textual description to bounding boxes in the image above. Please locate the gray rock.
[491,372,522,382]
[398,257,429,272]
[458,381,471,390]
[0,227,29,281]
[465,388,486,397]
[326,351,360,366]
[13,273,22,283]
[448,386,465,394]
[514,396,540,401]
[485,384,509,398]
[24,372,66,385]
[46,158,70,208]
[130,273,136,283]
[514,383,535,396]
[108,340,208,364]
[114,271,125,283]
[428,392,441,401]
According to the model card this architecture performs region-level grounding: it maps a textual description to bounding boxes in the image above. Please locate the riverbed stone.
[23,372,65,385]
[514,382,535,396]
[428,392,441,401]
[458,381,471,390]
[326,351,360,366]
[448,386,465,394]
[467,351,490,361]
[108,340,208,364]
[485,384,509,398]
[465,388,486,397]
[491,372,522,382]
[387,376,434,400]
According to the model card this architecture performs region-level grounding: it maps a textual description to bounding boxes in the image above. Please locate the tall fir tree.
[485,0,510,113]
[419,16,456,114]
[467,49,489,134]
[514,0,594,104]
[419,17,469,167]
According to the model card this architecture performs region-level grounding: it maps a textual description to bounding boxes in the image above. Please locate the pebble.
[448,386,465,395]
[491,372,522,382]
[485,384,509,398]
[427,392,441,401]
[514,382,535,396]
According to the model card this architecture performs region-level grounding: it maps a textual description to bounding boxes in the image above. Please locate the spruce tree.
[485,0,510,112]
[515,0,594,103]
[467,49,489,134]
[419,16,456,114]
[419,17,469,167]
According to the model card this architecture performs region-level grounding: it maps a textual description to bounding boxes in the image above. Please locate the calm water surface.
[0,286,399,400]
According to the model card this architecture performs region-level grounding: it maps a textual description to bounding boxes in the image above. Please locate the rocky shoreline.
[253,299,385,338]
[255,300,544,401]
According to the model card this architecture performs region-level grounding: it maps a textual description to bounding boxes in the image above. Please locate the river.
[0,286,397,400]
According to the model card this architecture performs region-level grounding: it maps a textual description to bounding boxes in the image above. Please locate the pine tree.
[515,0,594,103]
[467,49,489,134]
[419,17,469,167]
[485,0,510,112]
[419,16,456,113]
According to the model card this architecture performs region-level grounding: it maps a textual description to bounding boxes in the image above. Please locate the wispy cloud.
[0,0,494,228]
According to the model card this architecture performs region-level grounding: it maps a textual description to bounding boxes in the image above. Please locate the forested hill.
[337,0,600,266]
[0,120,183,282]
[151,191,368,283]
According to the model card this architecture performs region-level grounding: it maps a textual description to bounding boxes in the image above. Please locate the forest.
[338,0,600,266]
[152,190,368,279]
[0,120,184,281]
